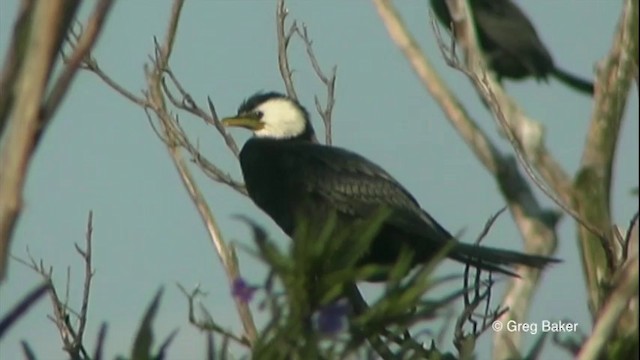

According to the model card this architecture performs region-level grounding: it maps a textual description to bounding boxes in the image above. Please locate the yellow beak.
[221,116,264,130]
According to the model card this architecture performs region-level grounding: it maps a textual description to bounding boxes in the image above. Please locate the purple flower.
[231,278,257,304]
[315,299,350,335]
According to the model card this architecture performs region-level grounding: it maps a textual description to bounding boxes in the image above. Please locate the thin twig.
[73,211,95,351]
[160,69,241,156]
[0,0,36,139]
[372,1,560,357]
[12,226,95,360]
[82,57,149,107]
[41,0,114,121]
[294,24,337,144]
[574,0,638,317]
[477,71,607,243]
[0,0,89,282]
[276,0,298,100]
[141,0,257,344]
[577,255,639,359]
[433,1,604,243]
[177,283,251,347]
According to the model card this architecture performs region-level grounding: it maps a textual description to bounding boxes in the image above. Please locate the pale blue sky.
[0,1,637,359]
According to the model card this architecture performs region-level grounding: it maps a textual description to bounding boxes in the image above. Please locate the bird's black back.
[239,136,560,278]
[239,137,457,266]
[431,0,554,80]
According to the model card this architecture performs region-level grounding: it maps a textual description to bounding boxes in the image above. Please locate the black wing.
[283,142,454,244]
[472,0,554,76]
[264,141,559,275]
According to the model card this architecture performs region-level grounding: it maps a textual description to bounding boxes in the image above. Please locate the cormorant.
[430,0,594,95]
[223,92,559,280]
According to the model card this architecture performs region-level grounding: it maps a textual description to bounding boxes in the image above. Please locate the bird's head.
[222,92,315,140]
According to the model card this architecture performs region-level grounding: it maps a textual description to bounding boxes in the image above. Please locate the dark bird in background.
[222,92,559,280]
[430,0,594,95]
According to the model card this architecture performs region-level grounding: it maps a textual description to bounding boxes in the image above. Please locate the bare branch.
[73,1,255,343]
[207,96,241,156]
[140,0,258,344]
[0,0,84,282]
[276,0,298,100]
[177,283,250,347]
[82,57,149,107]
[575,0,638,317]
[12,214,95,360]
[294,24,337,145]
[73,211,95,351]
[435,0,603,242]
[160,68,240,157]
[455,210,507,354]
[41,0,115,121]
[577,255,639,359]
[474,207,506,245]
[372,1,560,356]
[0,0,36,139]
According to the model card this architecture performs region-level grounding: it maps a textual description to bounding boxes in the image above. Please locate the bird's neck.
[255,126,316,143]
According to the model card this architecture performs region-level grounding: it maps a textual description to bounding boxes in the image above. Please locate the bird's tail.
[449,242,560,277]
[551,67,594,95]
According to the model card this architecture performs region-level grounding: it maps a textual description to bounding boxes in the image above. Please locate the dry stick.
[168,110,247,194]
[84,39,247,195]
[161,69,240,157]
[0,1,113,282]
[177,284,250,347]
[73,211,95,354]
[73,16,246,197]
[474,71,607,241]
[438,0,574,203]
[371,0,559,357]
[207,96,240,156]
[439,0,605,242]
[455,209,507,353]
[0,0,73,282]
[276,0,298,100]
[158,68,246,192]
[433,2,565,358]
[83,57,149,107]
[80,53,247,196]
[275,0,336,145]
[294,25,338,145]
[577,255,639,360]
[575,0,638,318]
[0,0,36,139]
[41,0,114,122]
[11,214,95,360]
[144,0,257,344]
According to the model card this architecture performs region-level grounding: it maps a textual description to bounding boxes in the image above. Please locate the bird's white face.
[252,98,307,139]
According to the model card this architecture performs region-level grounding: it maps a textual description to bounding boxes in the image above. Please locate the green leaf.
[131,288,164,360]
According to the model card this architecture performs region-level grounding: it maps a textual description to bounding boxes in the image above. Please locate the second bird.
[222,92,559,281]
[430,0,594,95]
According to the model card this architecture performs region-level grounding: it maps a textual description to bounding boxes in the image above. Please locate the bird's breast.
[239,141,298,234]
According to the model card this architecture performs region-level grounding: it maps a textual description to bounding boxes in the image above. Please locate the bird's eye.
[253,110,264,119]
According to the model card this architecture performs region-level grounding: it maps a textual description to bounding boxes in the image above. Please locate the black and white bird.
[222,92,559,280]
[430,0,594,95]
